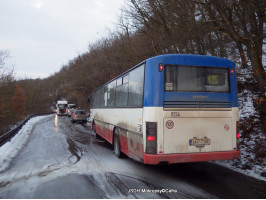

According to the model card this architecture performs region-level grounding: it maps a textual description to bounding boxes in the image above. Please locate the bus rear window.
[165,65,230,93]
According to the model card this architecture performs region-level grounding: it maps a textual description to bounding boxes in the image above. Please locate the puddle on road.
[66,138,81,163]
[54,115,111,147]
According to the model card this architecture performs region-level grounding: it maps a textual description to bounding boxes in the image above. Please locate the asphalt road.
[0,114,265,198]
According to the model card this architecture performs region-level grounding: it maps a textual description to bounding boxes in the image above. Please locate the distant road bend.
[0,114,265,198]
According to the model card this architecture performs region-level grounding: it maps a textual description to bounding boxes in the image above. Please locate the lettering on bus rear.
[171,112,180,118]
[193,95,208,100]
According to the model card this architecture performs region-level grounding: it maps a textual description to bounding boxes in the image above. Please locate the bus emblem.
[224,124,230,131]
[165,120,174,129]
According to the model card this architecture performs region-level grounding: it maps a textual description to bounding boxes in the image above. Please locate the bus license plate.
[189,137,211,147]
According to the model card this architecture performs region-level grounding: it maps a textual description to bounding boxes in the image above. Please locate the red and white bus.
[89,54,240,164]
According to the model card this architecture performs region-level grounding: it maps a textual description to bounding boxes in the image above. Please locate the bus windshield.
[58,104,67,109]
[165,65,230,93]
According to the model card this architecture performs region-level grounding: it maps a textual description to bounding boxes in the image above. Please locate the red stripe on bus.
[143,151,240,165]
[119,134,129,156]
[94,122,113,144]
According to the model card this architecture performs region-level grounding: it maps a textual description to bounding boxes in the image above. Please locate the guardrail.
[0,112,54,147]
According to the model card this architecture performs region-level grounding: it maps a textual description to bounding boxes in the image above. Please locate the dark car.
[71,110,87,124]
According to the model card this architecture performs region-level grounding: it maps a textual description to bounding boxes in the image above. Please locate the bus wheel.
[114,128,122,158]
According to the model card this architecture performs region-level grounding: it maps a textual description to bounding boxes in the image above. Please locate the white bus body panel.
[57,100,68,105]
[143,107,239,154]
[91,108,143,134]
[91,108,144,160]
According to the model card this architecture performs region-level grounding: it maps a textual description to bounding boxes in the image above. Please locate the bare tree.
[199,0,265,95]
[121,0,265,132]
[0,50,15,135]
[196,0,265,132]
[0,50,14,83]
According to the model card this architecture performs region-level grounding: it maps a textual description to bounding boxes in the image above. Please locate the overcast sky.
[0,0,125,79]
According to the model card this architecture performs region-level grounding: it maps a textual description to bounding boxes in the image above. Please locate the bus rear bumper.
[143,150,240,165]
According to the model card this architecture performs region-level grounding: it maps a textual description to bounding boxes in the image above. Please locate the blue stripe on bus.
[143,54,238,107]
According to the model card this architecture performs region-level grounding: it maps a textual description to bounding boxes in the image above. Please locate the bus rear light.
[159,63,163,72]
[236,121,240,150]
[147,135,156,141]
[230,68,234,75]
[146,122,157,154]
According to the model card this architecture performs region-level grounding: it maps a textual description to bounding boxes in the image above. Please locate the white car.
[67,104,77,118]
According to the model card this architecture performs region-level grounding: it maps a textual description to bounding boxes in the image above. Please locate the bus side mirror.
[88,96,91,103]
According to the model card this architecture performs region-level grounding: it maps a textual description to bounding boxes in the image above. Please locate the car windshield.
[75,111,85,115]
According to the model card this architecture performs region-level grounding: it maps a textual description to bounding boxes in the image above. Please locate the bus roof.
[146,54,234,68]
[91,54,234,93]
[57,100,68,104]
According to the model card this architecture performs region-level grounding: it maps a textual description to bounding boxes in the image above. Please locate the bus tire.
[114,128,122,158]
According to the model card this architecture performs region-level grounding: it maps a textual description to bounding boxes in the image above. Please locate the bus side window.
[128,64,144,107]
[116,79,129,107]
[107,81,116,107]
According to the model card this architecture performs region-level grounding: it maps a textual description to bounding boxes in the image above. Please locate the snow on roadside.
[215,89,266,182]
[238,89,256,117]
[215,156,266,182]
[0,115,48,172]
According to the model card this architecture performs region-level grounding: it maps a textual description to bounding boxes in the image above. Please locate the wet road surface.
[0,114,265,198]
